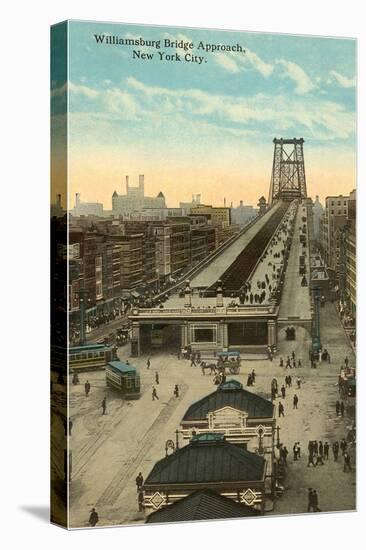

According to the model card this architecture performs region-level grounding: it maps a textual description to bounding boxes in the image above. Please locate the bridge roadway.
[189,201,283,288]
[278,200,312,321]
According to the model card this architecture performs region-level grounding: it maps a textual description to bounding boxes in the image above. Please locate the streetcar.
[105,360,141,399]
[69,343,113,371]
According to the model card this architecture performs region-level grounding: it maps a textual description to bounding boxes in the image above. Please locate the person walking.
[307,488,313,512]
[101,396,107,415]
[340,401,345,417]
[251,369,256,383]
[281,385,286,399]
[138,489,144,512]
[135,472,144,491]
[281,446,288,465]
[332,441,339,461]
[279,357,284,368]
[155,371,159,385]
[152,386,159,401]
[88,507,99,527]
[296,376,302,389]
[343,451,352,472]
[324,442,329,460]
[278,401,285,417]
[345,356,349,368]
[298,359,302,368]
[84,380,91,397]
[147,358,151,369]
[336,400,340,416]
[174,384,179,398]
[312,490,321,512]
[318,441,323,457]
[293,394,299,409]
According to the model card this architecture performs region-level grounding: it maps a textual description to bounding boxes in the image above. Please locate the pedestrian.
[251,369,256,383]
[340,401,345,417]
[155,371,159,385]
[174,384,179,398]
[336,400,340,416]
[293,394,299,409]
[278,401,285,417]
[190,357,196,367]
[345,356,349,368]
[247,373,252,387]
[324,442,329,460]
[288,375,292,387]
[281,446,288,465]
[101,396,107,415]
[138,489,144,512]
[281,385,286,399]
[307,450,315,467]
[152,386,159,401]
[147,358,151,369]
[297,376,301,389]
[312,490,321,512]
[292,351,296,361]
[88,507,99,527]
[318,441,323,457]
[343,451,352,472]
[293,442,300,461]
[135,472,144,491]
[327,352,331,364]
[298,359,302,368]
[313,440,318,455]
[307,488,313,512]
[85,380,91,397]
[332,441,339,461]
[340,439,348,456]
[296,442,301,459]
[279,357,284,368]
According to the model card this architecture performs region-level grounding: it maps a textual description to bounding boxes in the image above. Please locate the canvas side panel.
[50,20,69,529]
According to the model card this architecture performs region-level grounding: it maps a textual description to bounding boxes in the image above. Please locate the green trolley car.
[69,343,113,371]
[106,360,141,399]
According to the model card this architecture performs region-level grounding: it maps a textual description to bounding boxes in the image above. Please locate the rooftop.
[144,434,265,485]
[106,360,137,375]
[146,489,259,523]
[182,379,274,421]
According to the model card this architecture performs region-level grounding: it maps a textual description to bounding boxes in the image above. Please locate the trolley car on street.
[69,343,113,371]
[106,360,141,399]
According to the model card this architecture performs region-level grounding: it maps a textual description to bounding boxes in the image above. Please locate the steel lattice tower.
[268,138,307,204]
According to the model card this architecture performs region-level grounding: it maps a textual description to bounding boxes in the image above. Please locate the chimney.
[75,193,80,207]
[56,194,61,207]
[184,280,192,307]
[224,197,226,207]
[216,280,224,307]
[139,174,145,193]
[126,175,129,193]
[240,200,243,207]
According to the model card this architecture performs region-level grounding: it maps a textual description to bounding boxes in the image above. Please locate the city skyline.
[51,21,356,209]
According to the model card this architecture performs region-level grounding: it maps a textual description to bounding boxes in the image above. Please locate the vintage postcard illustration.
[51,20,356,528]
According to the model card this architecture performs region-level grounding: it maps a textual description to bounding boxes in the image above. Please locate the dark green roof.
[146,489,259,524]
[107,360,136,375]
[144,435,265,485]
[182,379,274,421]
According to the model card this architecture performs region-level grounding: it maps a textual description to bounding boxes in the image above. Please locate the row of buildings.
[317,190,356,319]
[68,212,240,318]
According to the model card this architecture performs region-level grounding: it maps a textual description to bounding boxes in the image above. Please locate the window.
[190,324,217,343]
[126,378,132,388]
